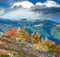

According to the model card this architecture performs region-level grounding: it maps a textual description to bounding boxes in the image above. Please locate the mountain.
[0,18,60,45]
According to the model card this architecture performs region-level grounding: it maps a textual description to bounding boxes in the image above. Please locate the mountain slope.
[0,18,60,45]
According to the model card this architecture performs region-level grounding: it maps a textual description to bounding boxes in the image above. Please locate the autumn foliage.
[4,28,17,39]
[3,27,60,57]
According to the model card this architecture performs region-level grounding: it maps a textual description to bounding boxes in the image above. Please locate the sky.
[0,0,60,8]
[0,0,60,23]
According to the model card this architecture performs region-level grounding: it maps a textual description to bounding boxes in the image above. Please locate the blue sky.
[0,0,60,23]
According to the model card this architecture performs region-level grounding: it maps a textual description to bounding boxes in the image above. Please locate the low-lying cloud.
[0,8,40,20]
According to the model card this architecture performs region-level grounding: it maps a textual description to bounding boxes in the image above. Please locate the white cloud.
[56,25,60,27]
[34,24,43,27]
[0,0,60,21]
[36,2,43,6]
[35,0,60,7]
[0,9,5,16]
[11,1,34,8]
[45,0,60,7]
[0,8,39,20]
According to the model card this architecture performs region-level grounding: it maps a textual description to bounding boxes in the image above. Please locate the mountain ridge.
[0,18,60,45]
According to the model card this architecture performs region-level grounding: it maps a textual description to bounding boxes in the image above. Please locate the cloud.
[0,0,28,8]
[0,8,39,20]
[11,1,34,8]
[34,24,43,27]
[32,0,60,20]
[0,0,60,22]
[32,7,60,20]
[35,0,60,7]
[0,9,5,16]
[36,2,44,6]
[0,1,38,20]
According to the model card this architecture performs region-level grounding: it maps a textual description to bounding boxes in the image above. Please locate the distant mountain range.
[0,18,60,45]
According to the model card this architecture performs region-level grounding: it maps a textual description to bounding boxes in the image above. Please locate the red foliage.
[4,28,17,39]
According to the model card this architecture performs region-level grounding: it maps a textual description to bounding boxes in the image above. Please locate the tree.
[35,33,40,43]
[4,27,17,40]
[30,33,35,44]
[16,29,29,43]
